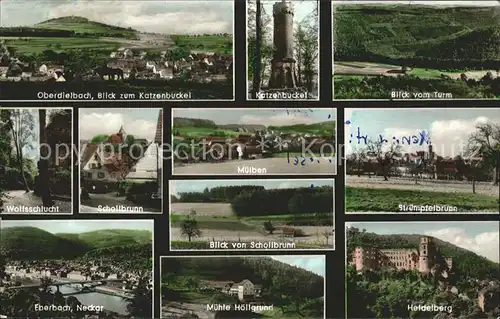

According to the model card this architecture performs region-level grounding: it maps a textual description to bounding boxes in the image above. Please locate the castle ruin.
[351,236,452,273]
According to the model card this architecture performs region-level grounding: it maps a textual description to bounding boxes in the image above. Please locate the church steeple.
[117,125,126,143]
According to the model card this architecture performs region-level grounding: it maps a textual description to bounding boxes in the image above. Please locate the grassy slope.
[0,227,152,259]
[35,16,137,38]
[171,34,233,54]
[0,36,119,54]
[345,187,499,212]
[334,4,500,61]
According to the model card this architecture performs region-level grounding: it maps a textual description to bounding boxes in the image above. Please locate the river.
[50,285,130,315]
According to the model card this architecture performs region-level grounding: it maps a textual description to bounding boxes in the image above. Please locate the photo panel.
[169,179,335,251]
[0,107,73,215]
[160,255,326,318]
[344,108,500,214]
[0,219,154,318]
[79,108,163,214]
[332,0,500,100]
[246,0,319,101]
[345,221,500,318]
[0,0,234,101]
[172,108,337,176]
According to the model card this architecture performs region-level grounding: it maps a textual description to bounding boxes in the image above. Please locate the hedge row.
[176,185,265,202]
[231,189,333,216]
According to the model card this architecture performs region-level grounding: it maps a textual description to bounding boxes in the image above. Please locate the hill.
[173,117,216,128]
[34,15,138,39]
[346,227,500,279]
[334,4,500,67]
[173,117,335,135]
[268,120,335,135]
[0,227,152,260]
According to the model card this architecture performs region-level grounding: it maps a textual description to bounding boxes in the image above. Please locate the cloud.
[239,114,317,126]
[347,116,498,157]
[80,112,156,141]
[425,227,499,263]
[46,1,233,34]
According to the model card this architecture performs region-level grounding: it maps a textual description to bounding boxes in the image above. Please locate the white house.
[81,142,121,182]
[126,141,161,195]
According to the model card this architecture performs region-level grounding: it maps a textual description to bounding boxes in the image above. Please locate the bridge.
[5,278,123,290]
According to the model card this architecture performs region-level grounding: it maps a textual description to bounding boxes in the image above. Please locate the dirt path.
[346,175,499,197]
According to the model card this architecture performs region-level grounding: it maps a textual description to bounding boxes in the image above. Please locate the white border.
[171,107,337,176]
[344,107,500,215]
[331,1,498,101]
[343,220,500,318]
[0,218,155,317]
[0,107,73,215]
[78,107,163,215]
[245,0,320,101]
[159,255,327,319]
[0,0,235,102]
[169,178,335,252]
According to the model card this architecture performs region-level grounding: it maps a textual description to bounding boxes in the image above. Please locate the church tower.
[418,236,431,273]
[117,125,127,143]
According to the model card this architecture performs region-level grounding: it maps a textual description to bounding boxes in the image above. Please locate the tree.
[365,139,402,181]
[180,215,201,242]
[126,276,152,318]
[38,109,53,206]
[8,109,35,192]
[467,122,500,186]
[295,3,319,92]
[264,220,276,234]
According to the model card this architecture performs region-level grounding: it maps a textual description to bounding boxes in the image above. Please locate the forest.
[346,227,500,318]
[0,109,72,212]
[172,185,333,217]
[162,257,324,318]
[333,4,500,99]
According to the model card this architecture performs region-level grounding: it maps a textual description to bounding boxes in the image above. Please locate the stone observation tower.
[269,0,298,89]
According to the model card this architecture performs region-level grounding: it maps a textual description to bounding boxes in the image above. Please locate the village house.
[220,279,262,301]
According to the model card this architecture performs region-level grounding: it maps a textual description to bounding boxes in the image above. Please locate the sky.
[345,108,500,158]
[346,221,500,263]
[80,108,160,142]
[171,179,333,196]
[0,0,234,34]
[334,1,499,6]
[259,0,318,25]
[272,255,326,277]
[0,219,154,233]
[173,108,334,126]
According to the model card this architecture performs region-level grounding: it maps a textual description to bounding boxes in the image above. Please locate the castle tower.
[418,236,431,273]
[268,0,298,89]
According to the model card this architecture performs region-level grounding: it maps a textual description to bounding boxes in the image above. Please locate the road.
[174,157,336,175]
[1,190,71,214]
[346,175,499,197]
